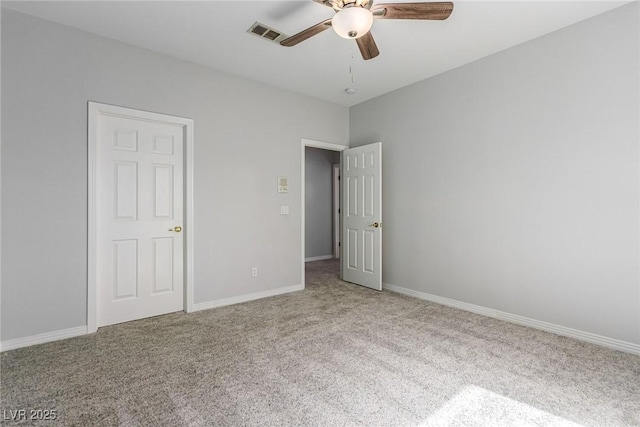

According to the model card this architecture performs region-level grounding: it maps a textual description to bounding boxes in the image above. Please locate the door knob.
[170,226,182,233]
[369,222,381,228]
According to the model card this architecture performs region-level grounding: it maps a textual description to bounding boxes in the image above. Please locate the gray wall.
[350,3,640,344]
[1,10,349,341]
[305,147,340,259]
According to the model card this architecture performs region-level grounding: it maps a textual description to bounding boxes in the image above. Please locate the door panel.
[347,176,358,216]
[364,230,375,273]
[97,114,184,327]
[364,174,374,216]
[152,237,174,294]
[113,239,138,299]
[347,228,358,269]
[114,162,138,219]
[342,142,382,290]
[153,164,174,218]
[152,135,175,155]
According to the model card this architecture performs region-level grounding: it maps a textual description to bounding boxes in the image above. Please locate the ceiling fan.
[280,0,454,60]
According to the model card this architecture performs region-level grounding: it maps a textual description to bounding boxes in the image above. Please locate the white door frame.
[301,138,348,287]
[333,164,340,259]
[88,102,195,333]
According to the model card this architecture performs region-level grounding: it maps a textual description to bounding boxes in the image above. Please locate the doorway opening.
[301,139,348,287]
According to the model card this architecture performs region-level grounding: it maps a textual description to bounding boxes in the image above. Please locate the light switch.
[280,205,289,215]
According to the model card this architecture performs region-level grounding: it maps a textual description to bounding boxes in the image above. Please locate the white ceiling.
[3,0,630,106]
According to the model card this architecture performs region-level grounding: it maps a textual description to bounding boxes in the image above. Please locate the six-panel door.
[342,142,382,290]
[97,114,184,327]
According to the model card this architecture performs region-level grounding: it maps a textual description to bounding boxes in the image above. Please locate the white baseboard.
[383,283,640,356]
[2,285,305,351]
[0,326,88,352]
[384,283,498,319]
[305,255,335,262]
[192,284,305,312]
[7,285,636,356]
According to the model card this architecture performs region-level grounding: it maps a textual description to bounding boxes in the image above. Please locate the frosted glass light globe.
[332,7,374,39]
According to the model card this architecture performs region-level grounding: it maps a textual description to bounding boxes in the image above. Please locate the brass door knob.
[170,226,182,233]
[369,222,381,228]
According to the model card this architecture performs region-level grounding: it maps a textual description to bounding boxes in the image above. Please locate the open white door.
[342,142,382,290]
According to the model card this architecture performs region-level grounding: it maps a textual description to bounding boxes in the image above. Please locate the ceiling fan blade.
[372,2,454,20]
[356,32,380,60]
[312,0,340,11]
[280,19,333,47]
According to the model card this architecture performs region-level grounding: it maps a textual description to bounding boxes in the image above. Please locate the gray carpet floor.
[1,259,639,426]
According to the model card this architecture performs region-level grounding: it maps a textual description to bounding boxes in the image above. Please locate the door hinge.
[338,176,341,180]
[338,208,341,214]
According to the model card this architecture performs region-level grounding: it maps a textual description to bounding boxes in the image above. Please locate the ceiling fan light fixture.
[332,6,374,39]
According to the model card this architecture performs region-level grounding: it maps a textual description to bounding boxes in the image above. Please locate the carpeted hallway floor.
[1,259,639,426]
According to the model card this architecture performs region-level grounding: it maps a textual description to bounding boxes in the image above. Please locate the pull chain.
[345,44,357,95]
[349,45,355,85]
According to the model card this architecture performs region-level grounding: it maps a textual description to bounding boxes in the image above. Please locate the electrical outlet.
[280,205,289,215]
[251,267,258,277]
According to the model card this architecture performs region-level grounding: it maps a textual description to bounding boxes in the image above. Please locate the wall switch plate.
[280,205,289,215]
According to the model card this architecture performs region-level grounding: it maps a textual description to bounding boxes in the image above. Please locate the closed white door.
[342,142,382,290]
[96,114,184,327]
